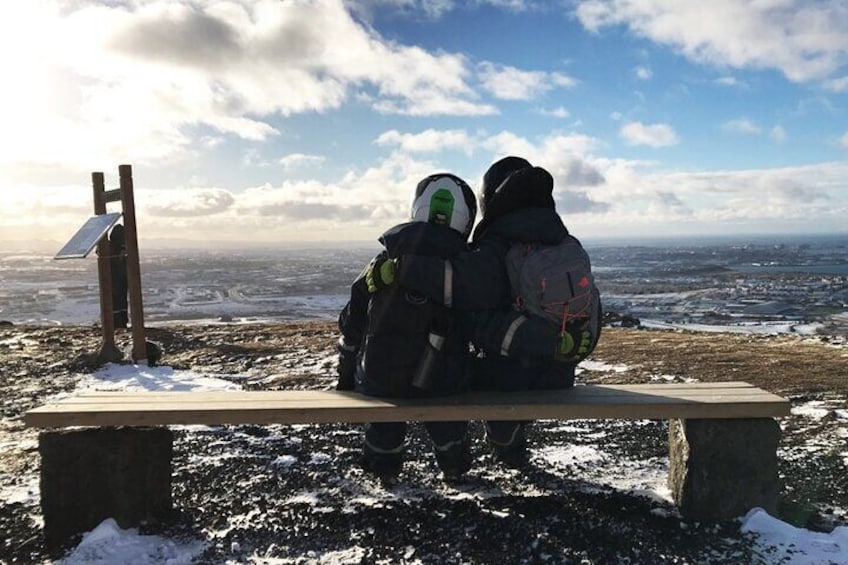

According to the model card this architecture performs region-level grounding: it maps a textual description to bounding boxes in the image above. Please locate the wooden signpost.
[56,165,148,364]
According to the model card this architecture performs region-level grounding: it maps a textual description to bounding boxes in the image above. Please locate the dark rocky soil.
[1,322,846,564]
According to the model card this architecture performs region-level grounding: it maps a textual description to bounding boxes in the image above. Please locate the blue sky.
[1,0,847,249]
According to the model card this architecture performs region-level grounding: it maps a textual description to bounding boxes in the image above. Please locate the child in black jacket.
[337,173,478,483]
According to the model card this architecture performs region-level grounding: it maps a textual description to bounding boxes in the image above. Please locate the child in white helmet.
[337,173,477,484]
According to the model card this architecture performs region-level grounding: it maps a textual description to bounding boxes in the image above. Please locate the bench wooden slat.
[36,382,772,407]
[65,380,767,401]
[39,387,780,405]
[24,384,790,428]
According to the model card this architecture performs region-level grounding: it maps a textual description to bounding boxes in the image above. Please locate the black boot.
[434,435,472,481]
[486,422,528,469]
[361,441,404,486]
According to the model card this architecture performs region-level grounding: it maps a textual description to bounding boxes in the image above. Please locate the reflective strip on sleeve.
[338,337,357,352]
[500,315,527,356]
[443,260,454,308]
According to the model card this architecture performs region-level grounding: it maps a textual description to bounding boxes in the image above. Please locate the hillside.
[1,322,846,563]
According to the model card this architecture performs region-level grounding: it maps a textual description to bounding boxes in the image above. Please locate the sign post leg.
[119,165,148,363]
[91,172,121,363]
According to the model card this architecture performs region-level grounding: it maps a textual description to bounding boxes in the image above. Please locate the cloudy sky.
[1,0,847,250]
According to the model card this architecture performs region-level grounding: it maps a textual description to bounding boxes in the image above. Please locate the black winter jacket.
[395,167,585,390]
[337,221,473,396]
[469,207,579,391]
[395,211,573,388]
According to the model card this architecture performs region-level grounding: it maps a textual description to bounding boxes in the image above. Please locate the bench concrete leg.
[668,418,780,522]
[39,426,173,548]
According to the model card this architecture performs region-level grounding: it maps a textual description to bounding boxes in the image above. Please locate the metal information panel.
[55,212,123,260]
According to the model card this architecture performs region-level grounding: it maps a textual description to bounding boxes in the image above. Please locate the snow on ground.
[641,319,825,335]
[576,359,630,373]
[784,399,848,471]
[742,509,848,565]
[74,363,243,393]
[60,519,205,565]
[40,363,848,564]
[2,476,40,506]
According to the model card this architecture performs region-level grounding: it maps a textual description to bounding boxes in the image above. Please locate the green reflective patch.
[429,188,455,226]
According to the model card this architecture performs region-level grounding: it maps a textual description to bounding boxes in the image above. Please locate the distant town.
[592,236,847,334]
[1,235,846,335]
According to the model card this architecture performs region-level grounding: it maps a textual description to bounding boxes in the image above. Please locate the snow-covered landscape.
[1,237,846,563]
[1,323,847,564]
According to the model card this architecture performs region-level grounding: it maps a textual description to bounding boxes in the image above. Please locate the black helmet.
[411,173,477,238]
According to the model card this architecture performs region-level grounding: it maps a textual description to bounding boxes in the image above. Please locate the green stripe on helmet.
[428,188,455,226]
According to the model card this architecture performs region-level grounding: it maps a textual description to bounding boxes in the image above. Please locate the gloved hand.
[555,326,593,362]
[336,337,358,390]
[336,347,357,391]
[365,257,397,293]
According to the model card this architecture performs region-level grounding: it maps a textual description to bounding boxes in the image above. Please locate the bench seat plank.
[24,384,790,428]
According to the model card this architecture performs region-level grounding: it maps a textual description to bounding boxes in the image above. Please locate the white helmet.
[410,173,477,238]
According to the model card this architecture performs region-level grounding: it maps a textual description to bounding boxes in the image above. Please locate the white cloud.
[619,122,680,147]
[634,65,652,80]
[722,118,762,135]
[714,76,741,87]
[0,0,495,171]
[375,129,475,154]
[5,130,847,245]
[483,0,531,10]
[474,134,847,232]
[840,132,848,148]
[279,153,326,170]
[355,0,457,19]
[824,76,848,92]
[477,62,577,100]
[574,0,848,82]
[372,98,497,117]
[770,126,787,143]
[144,188,235,218]
[538,106,571,118]
[575,159,848,236]
[479,132,607,199]
[350,0,529,20]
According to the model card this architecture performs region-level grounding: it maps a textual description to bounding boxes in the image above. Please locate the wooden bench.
[24,382,790,547]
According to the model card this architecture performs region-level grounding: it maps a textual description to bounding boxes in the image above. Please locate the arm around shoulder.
[396,239,510,310]
[471,309,559,360]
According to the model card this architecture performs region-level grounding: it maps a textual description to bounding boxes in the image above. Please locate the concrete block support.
[669,418,781,522]
[39,426,173,548]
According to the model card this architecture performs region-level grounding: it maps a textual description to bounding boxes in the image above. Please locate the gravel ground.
[1,322,846,564]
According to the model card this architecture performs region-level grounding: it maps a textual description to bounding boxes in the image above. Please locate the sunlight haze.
[1,0,847,250]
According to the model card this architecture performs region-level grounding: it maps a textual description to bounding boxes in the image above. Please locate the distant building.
[742,301,799,317]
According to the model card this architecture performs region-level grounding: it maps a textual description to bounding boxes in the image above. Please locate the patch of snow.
[60,518,205,565]
[791,401,833,420]
[641,319,823,336]
[0,476,39,505]
[793,323,826,336]
[231,544,370,564]
[577,360,630,373]
[0,336,39,347]
[286,490,323,506]
[272,455,298,468]
[186,452,245,465]
[536,440,673,503]
[649,373,682,382]
[545,424,600,435]
[537,444,605,466]
[309,452,332,465]
[741,508,848,565]
[73,363,243,393]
